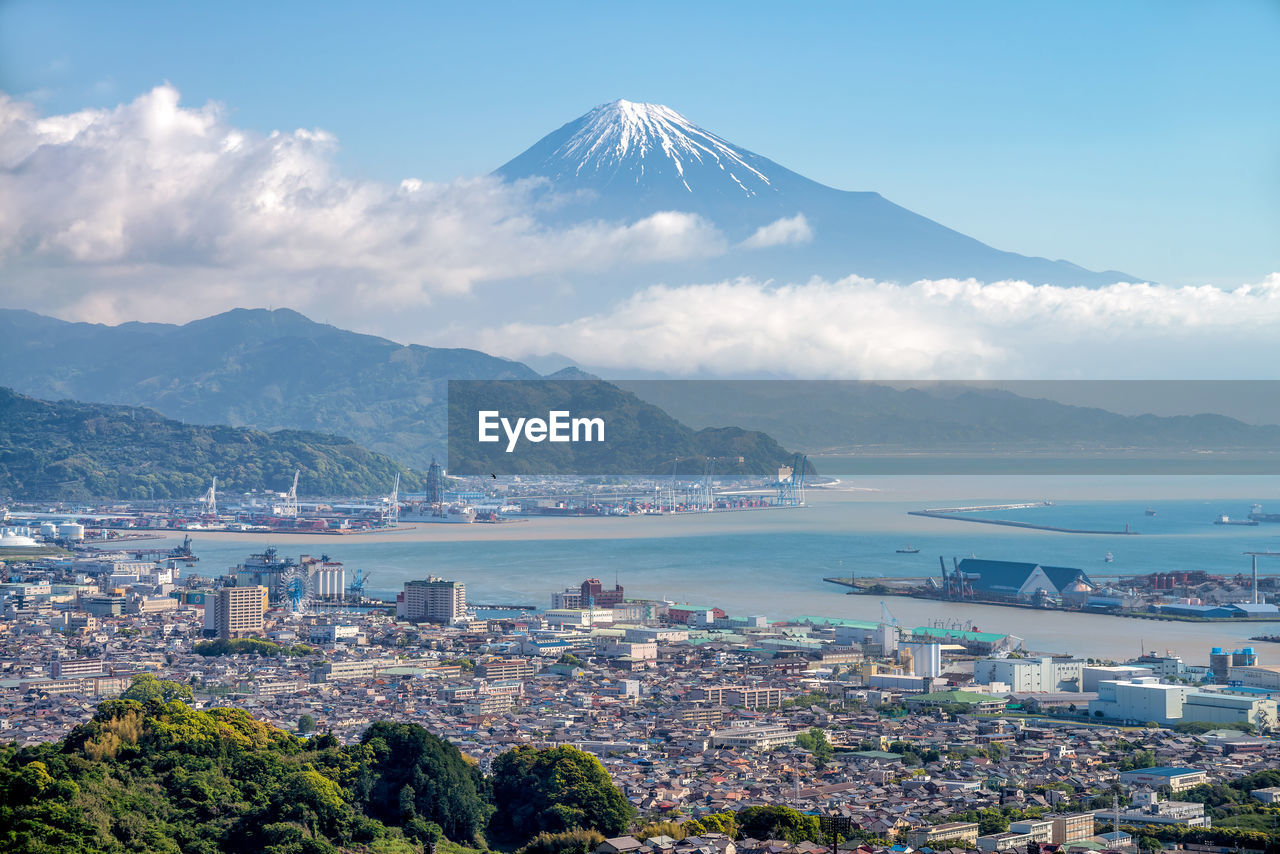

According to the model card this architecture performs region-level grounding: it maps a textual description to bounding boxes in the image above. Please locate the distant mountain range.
[620,381,1280,454]
[491,99,1135,316]
[5,308,1277,482]
[0,307,537,468]
[0,387,422,500]
[0,309,806,477]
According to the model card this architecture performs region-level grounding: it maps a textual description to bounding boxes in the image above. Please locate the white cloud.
[471,274,1280,379]
[740,213,813,249]
[0,85,726,323]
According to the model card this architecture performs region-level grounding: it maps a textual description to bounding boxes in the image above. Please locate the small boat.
[1103,552,1114,563]
[896,544,921,554]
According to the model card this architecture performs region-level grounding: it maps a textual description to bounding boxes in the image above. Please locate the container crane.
[198,478,218,518]
[385,473,400,527]
[273,470,300,518]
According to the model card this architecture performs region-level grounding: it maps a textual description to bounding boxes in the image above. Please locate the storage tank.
[58,522,85,541]
[39,522,59,539]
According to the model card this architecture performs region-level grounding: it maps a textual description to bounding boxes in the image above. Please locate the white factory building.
[1088,677,1277,727]
[973,656,1083,693]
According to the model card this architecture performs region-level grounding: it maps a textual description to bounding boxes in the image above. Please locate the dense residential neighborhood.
[3,545,1279,854]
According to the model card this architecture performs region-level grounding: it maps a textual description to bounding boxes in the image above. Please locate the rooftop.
[1118,766,1203,777]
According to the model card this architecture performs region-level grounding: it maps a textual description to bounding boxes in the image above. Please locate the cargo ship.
[399,503,476,523]
[1214,513,1259,526]
[1248,504,1280,523]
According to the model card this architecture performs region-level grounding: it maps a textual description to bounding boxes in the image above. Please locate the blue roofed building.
[1222,603,1280,617]
[1154,604,1238,619]
[953,558,1097,604]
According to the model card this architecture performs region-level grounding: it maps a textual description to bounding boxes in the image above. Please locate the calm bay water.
[143,476,1280,664]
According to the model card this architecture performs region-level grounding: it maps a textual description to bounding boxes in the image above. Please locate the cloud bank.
[470,275,1280,379]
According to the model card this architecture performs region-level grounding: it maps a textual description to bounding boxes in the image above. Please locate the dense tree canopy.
[0,699,490,853]
[735,806,821,843]
[353,721,492,844]
[488,746,636,844]
[120,673,194,704]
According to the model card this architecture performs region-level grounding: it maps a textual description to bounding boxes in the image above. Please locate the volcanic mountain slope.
[496,99,1135,289]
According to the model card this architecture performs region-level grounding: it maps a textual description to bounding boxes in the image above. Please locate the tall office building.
[399,577,466,624]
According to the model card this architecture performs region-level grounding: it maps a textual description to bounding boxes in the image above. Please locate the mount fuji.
[494,99,1135,290]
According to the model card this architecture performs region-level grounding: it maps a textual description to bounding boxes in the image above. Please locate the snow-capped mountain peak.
[498,99,779,199]
[557,99,769,192]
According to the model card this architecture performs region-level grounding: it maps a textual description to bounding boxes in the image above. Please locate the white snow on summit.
[558,99,770,193]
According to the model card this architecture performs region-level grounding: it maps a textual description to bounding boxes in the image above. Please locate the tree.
[795,728,834,767]
[120,673,193,704]
[488,745,636,844]
[682,820,707,837]
[297,714,316,735]
[1119,750,1156,772]
[517,828,606,854]
[637,821,687,842]
[355,721,492,843]
[736,806,821,843]
[700,812,739,838]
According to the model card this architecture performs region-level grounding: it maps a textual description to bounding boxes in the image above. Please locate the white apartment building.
[398,577,466,624]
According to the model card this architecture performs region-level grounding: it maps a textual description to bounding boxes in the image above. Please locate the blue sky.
[3,0,1276,288]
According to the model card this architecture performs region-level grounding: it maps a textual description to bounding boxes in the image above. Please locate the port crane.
[775,453,808,507]
[347,568,372,601]
[697,457,716,510]
[662,457,682,511]
[273,470,300,518]
[384,473,400,527]
[683,457,717,510]
[197,478,218,518]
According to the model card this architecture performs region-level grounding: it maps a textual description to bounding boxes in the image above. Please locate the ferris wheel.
[278,567,315,615]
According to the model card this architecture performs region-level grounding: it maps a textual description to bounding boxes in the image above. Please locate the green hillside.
[0,388,420,500]
[0,308,539,468]
[0,694,634,854]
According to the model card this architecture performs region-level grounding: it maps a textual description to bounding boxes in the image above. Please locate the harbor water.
[141,475,1280,664]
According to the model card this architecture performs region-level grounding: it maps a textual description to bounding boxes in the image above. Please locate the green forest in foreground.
[0,690,634,854]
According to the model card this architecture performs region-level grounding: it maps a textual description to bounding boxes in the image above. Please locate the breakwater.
[908,509,1138,535]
